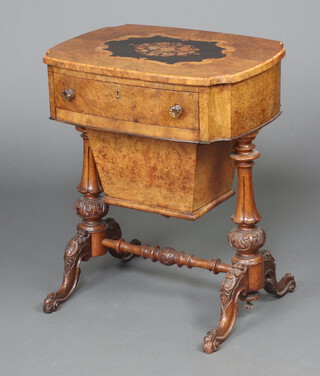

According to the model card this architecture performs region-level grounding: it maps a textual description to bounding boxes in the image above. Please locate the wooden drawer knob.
[169,104,183,118]
[61,88,75,101]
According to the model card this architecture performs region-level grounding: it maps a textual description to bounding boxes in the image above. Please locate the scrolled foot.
[203,330,221,354]
[43,293,61,313]
[202,265,248,353]
[262,250,296,297]
[105,218,139,262]
[43,231,91,313]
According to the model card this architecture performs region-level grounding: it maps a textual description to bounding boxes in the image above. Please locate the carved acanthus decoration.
[64,232,90,273]
[228,226,266,253]
[203,265,248,353]
[220,266,247,306]
[74,196,109,220]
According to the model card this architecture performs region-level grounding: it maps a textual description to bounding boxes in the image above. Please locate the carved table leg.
[203,265,248,353]
[262,250,296,297]
[203,133,295,353]
[43,127,109,313]
[43,232,91,313]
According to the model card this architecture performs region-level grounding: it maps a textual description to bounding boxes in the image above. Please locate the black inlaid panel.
[103,35,226,64]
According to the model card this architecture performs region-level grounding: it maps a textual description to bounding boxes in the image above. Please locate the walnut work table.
[43,25,296,353]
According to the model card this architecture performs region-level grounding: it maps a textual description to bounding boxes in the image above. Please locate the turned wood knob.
[61,88,75,101]
[169,104,183,118]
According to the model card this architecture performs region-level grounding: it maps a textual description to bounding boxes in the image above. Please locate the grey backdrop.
[1,1,319,375]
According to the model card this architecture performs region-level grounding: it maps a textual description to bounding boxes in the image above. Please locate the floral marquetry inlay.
[131,41,200,57]
[99,35,230,64]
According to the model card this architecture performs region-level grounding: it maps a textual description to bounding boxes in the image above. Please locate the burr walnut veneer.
[43,25,296,353]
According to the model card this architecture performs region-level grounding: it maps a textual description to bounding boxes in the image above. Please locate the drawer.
[53,73,199,129]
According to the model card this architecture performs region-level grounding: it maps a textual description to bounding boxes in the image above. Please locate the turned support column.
[75,127,109,257]
[228,134,266,295]
[203,133,265,353]
[203,133,296,353]
[43,127,109,313]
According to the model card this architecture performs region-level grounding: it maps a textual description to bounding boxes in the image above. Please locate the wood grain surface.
[53,72,198,129]
[48,62,281,143]
[87,130,235,219]
[44,24,285,86]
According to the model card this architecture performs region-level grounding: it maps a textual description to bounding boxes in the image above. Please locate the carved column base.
[262,250,296,297]
[202,265,248,353]
[75,196,109,257]
[43,231,91,313]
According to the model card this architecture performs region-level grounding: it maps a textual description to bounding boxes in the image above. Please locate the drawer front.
[53,73,199,129]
